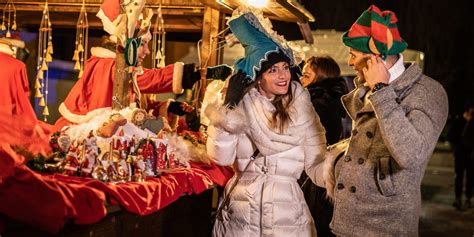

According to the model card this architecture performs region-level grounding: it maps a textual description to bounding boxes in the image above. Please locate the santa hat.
[0,32,25,49]
[342,5,407,59]
[227,7,296,82]
[96,0,120,36]
[96,0,151,42]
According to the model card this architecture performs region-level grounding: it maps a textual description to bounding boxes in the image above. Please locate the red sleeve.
[137,64,174,93]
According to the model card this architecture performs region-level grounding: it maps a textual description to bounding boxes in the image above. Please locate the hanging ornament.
[35,88,43,98]
[35,79,42,89]
[39,97,46,107]
[45,53,53,62]
[1,0,17,38]
[72,49,79,61]
[72,1,89,80]
[36,1,53,122]
[74,60,80,70]
[36,70,44,79]
[42,106,49,116]
[41,60,48,70]
[47,41,53,54]
[152,5,166,69]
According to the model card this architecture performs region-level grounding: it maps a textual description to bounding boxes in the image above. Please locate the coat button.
[352,129,358,136]
[344,156,352,162]
[380,174,386,180]
[366,131,374,138]
[358,158,365,164]
[350,186,356,193]
[337,183,345,190]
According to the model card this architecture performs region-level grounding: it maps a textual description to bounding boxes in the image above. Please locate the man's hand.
[182,64,234,89]
[363,55,390,90]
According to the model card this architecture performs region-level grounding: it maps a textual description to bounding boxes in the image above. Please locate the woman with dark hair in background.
[299,55,349,237]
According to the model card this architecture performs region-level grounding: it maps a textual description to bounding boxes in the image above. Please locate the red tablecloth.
[0,113,234,234]
[0,159,233,234]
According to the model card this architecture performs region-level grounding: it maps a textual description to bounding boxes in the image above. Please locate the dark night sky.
[276,0,474,116]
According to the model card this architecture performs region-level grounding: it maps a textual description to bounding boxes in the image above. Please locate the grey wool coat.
[324,63,448,236]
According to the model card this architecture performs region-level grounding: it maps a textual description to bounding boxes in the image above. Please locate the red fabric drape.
[0,111,234,234]
[0,159,233,234]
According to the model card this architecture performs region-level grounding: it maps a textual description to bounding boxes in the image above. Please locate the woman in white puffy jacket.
[207,57,327,237]
[206,11,327,236]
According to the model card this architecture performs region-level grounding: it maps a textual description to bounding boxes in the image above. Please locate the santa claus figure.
[53,0,232,133]
[0,38,52,134]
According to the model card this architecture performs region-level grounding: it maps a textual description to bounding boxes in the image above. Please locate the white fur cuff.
[204,102,247,134]
[172,62,184,94]
[323,138,349,202]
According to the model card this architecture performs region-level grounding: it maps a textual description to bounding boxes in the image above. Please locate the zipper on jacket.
[260,155,267,236]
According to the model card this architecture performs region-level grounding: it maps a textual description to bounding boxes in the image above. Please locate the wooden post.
[197,6,220,106]
[112,5,131,111]
[112,52,131,110]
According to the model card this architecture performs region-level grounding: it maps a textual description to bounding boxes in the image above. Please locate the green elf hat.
[342,5,408,59]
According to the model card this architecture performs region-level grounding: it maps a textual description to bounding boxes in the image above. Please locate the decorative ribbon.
[124,37,142,66]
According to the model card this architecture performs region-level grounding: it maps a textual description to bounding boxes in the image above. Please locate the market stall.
[0,0,315,235]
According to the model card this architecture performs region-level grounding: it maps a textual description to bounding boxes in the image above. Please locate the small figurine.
[96,113,127,138]
[132,152,146,182]
[63,145,80,176]
[131,108,164,134]
[81,132,99,176]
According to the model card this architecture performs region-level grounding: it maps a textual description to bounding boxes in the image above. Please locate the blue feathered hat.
[227,9,296,83]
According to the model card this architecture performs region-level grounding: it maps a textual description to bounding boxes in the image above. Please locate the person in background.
[0,39,52,134]
[300,56,349,144]
[456,102,474,209]
[206,8,326,237]
[53,0,231,132]
[323,5,448,236]
[299,55,348,237]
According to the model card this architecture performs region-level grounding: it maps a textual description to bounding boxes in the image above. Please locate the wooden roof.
[0,0,205,32]
[0,0,314,32]
[200,0,315,23]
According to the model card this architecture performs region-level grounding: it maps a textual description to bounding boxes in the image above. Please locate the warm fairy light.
[244,0,268,8]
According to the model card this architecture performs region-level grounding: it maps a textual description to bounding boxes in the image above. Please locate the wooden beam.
[196,6,219,107]
[200,0,315,23]
[0,1,205,32]
[297,21,314,44]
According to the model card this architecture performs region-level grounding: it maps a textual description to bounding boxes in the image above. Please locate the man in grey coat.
[323,5,449,236]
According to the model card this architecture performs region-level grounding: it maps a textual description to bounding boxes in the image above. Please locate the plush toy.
[131,108,165,134]
[96,113,127,138]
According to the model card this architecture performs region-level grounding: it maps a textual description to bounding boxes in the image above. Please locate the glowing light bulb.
[245,0,268,8]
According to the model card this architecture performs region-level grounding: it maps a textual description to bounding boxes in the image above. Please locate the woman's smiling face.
[258,61,291,100]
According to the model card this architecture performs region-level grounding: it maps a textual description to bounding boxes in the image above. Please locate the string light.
[152,4,165,68]
[73,0,89,79]
[1,0,17,38]
[36,1,53,122]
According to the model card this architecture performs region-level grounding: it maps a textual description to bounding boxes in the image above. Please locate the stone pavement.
[419,142,474,237]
